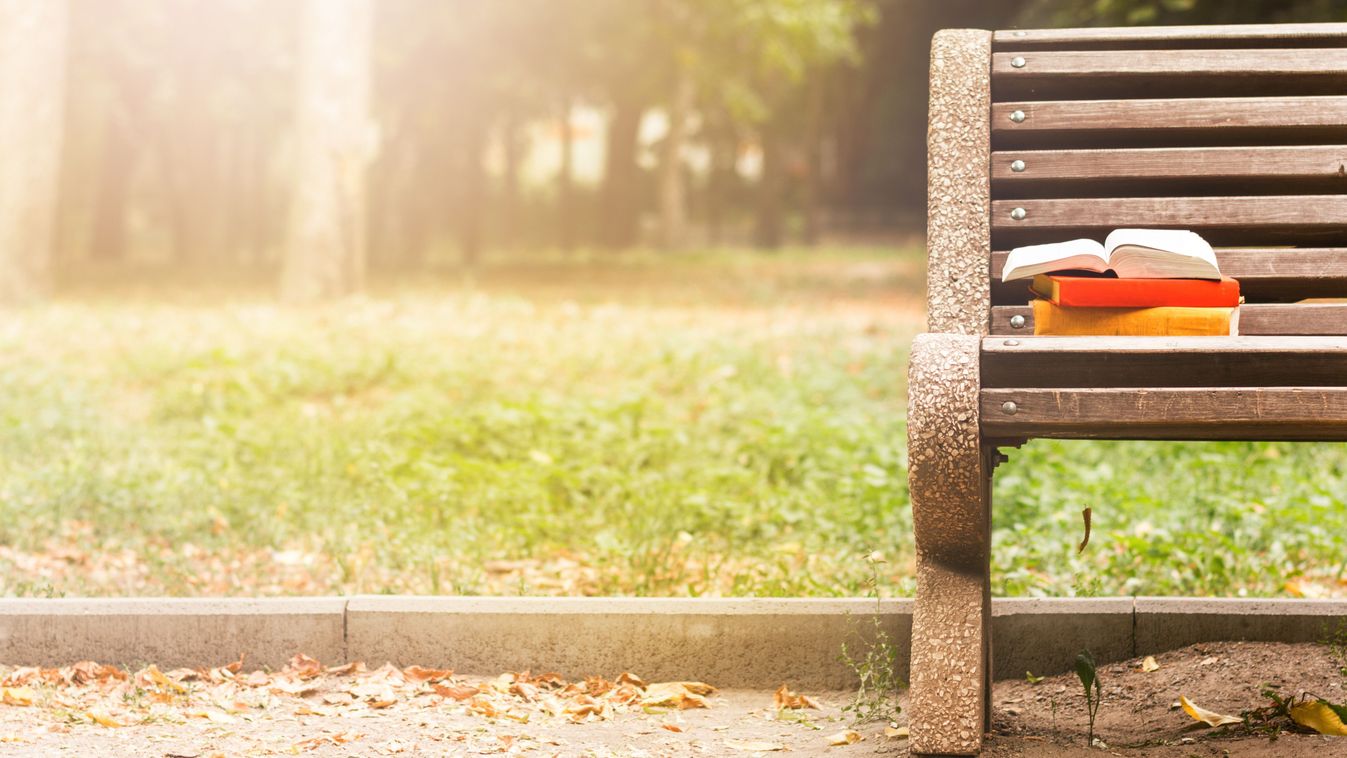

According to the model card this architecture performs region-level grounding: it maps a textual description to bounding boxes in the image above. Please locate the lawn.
[1,248,1344,599]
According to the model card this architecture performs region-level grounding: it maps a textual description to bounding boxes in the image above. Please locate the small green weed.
[839,551,905,724]
[1323,622,1347,685]
[1075,649,1102,746]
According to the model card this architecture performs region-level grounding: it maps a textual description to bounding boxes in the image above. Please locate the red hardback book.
[1030,275,1241,308]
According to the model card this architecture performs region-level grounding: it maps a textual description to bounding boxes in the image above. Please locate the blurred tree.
[281,0,377,301]
[0,0,67,303]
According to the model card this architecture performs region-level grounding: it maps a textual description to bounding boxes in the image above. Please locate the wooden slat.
[990,196,1347,246]
[981,335,1347,388]
[981,387,1347,441]
[989,249,1347,303]
[994,23,1347,50]
[990,304,1347,336]
[991,145,1347,182]
[991,96,1347,139]
[992,49,1347,78]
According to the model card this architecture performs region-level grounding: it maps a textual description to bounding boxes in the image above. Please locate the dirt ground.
[0,641,1342,756]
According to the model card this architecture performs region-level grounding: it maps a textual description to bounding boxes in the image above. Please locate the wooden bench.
[909,22,1347,755]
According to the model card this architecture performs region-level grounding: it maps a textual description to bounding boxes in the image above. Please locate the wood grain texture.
[990,304,1347,336]
[994,23,1347,49]
[991,145,1347,182]
[990,197,1347,245]
[992,96,1347,133]
[992,49,1347,78]
[981,387,1347,441]
[981,335,1347,388]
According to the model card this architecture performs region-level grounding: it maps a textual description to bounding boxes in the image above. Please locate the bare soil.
[0,641,1341,756]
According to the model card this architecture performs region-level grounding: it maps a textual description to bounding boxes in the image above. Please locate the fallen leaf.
[1179,695,1242,727]
[432,683,478,701]
[884,724,909,738]
[661,723,684,733]
[402,665,452,682]
[284,653,323,679]
[642,682,712,709]
[139,664,188,694]
[1140,656,1160,672]
[0,687,34,707]
[827,730,863,746]
[1290,699,1347,736]
[773,683,820,710]
[186,709,237,724]
[617,672,647,689]
[86,709,124,728]
[725,739,786,752]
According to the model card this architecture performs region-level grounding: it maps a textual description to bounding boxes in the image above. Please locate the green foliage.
[1074,649,1102,745]
[0,249,1346,599]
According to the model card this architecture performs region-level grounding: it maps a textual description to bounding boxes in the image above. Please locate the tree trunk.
[656,67,693,251]
[454,121,486,267]
[89,110,133,263]
[500,110,522,250]
[755,128,785,250]
[557,97,575,253]
[706,124,736,247]
[281,0,377,302]
[802,85,827,247]
[600,93,643,249]
[0,1,67,303]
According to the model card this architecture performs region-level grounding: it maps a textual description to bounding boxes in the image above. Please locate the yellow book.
[1031,300,1239,336]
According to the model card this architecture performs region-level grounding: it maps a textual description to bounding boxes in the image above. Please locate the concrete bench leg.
[907,334,990,756]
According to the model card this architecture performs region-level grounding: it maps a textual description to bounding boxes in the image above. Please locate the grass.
[0,247,1344,599]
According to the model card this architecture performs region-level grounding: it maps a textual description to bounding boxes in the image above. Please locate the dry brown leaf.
[0,687,35,707]
[661,723,684,733]
[1140,656,1160,673]
[884,724,909,739]
[773,683,820,710]
[402,665,452,682]
[269,676,318,697]
[725,739,786,752]
[433,683,478,701]
[86,709,124,728]
[325,661,365,676]
[285,653,323,679]
[642,681,715,709]
[186,708,237,724]
[1179,695,1242,727]
[616,672,647,689]
[827,729,863,746]
[138,664,187,694]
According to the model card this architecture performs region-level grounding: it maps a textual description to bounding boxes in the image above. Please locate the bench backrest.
[927,23,1347,338]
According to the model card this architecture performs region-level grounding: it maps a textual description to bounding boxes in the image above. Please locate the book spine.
[1035,276,1241,308]
[1032,301,1236,336]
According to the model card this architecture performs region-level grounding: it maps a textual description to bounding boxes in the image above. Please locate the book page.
[1103,229,1220,279]
[1002,238,1107,282]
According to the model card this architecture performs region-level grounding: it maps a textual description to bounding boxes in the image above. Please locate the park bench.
[909,22,1347,755]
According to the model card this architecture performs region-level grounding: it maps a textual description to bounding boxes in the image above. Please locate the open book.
[1002,229,1219,282]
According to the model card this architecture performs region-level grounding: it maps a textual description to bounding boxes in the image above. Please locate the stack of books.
[1002,229,1240,336]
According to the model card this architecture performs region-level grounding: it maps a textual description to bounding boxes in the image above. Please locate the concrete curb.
[0,598,346,670]
[0,597,1342,688]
